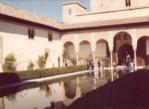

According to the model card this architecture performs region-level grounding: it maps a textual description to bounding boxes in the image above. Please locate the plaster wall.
[0,20,61,70]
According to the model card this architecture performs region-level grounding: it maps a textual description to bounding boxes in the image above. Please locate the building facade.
[0,0,149,71]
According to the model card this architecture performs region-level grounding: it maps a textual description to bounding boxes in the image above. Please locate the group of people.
[87,61,103,70]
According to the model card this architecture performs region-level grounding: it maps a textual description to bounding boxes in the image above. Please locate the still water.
[0,71,111,109]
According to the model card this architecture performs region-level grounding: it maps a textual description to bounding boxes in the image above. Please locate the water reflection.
[0,71,110,109]
[64,79,77,99]
[50,101,65,109]
[39,84,51,97]
[0,86,19,97]
[0,97,5,109]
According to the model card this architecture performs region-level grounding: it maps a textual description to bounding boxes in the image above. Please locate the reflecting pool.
[0,70,126,109]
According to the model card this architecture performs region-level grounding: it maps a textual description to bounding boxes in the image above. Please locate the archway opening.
[137,36,149,66]
[118,44,134,65]
[78,40,92,64]
[113,32,133,65]
[95,39,110,66]
[63,41,76,65]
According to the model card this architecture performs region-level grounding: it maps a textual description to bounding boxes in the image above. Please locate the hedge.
[15,65,87,81]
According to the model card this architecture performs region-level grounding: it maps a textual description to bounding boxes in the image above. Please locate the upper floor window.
[125,0,131,7]
[48,33,52,41]
[28,29,35,39]
[68,8,72,15]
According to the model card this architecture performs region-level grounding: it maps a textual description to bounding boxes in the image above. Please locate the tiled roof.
[0,3,61,29]
[0,2,149,31]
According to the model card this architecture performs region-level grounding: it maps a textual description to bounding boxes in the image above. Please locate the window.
[68,8,72,15]
[125,0,131,7]
[48,33,52,41]
[28,29,35,39]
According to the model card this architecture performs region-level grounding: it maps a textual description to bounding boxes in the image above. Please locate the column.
[60,55,63,67]
[76,52,79,65]
[92,51,96,67]
[131,29,137,70]
[116,52,118,64]
[91,33,96,68]
[110,51,114,81]
[74,34,79,65]
[134,49,137,70]
[108,32,114,81]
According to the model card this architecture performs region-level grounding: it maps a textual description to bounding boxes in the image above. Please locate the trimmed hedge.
[15,65,87,81]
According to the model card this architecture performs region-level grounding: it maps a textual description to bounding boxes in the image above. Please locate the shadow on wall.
[0,72,21,97]
[67,69,149,109]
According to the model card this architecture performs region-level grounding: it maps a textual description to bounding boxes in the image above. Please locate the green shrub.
[37,55,46,69]
[2,53,16,72]
[16,65,87,81]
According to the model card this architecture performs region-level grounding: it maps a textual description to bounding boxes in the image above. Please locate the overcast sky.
[0,0,90,22]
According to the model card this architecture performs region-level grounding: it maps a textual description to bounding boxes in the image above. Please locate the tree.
[2,53,16,72]
[37,55,46,69]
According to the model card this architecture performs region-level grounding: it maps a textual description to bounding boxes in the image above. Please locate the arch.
[63,41,76,65]
[113,31,132,52]
[78,40,92,64]
[95,39,110,59]
[118,44,134,65]
[136,36,149,65]
[113,31,133,65]
[79,40,91,45]
[63,40,74,47]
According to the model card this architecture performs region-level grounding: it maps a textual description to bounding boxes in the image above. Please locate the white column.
[74,34,79,65]
[91,33,96,67]
[60,55,63,67]
[110,51,114,81]
[134,49,137,70]
[76,52,79,65]
[108,32,114,81]
[92,51,96,66]
[131,29,137,70]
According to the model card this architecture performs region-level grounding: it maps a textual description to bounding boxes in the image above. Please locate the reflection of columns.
[93,78,97,89]
[0,97,5,109]
[76,77,80,86]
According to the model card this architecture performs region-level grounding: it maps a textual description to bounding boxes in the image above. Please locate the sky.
[0,0,90,22]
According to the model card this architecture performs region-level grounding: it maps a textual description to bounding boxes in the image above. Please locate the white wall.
[91,0,149,12]
[95,42,107,58]
[63,0,149,24]
[62,3,87,23]
[0,20,62,71]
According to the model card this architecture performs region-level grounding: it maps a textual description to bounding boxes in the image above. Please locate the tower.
[90,0,127,12]
[62,1,87,23]
[90,0,149,12]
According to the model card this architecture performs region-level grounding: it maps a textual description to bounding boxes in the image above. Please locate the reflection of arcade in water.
[0,74,108,109]
[0,97,5,109]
